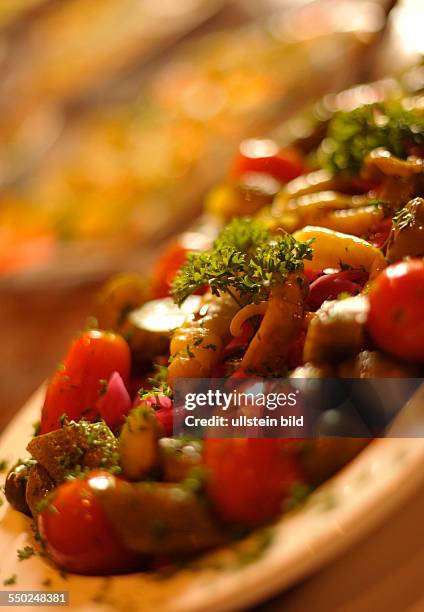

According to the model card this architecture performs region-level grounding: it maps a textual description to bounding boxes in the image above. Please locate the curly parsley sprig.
[319,100,424,175]
[171,218,313,306]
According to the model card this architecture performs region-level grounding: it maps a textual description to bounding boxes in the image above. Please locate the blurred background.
[0,0,423,431]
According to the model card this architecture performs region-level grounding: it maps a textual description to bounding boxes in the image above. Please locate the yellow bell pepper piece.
[293,226,386,278]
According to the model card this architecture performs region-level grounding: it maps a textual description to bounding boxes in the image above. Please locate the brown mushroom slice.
[25,464,55,517]
[27,421,119,482]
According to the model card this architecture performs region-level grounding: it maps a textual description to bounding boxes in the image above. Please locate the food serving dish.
[1,388,424,611]
[1,67,424,611]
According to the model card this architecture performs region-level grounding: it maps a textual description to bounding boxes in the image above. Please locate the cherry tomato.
[151,243,189,298]
[367,259,424,362]
[40,330,131,434]
[204,438,303,526]
[232,139,305,183]
[38,472,136,575]
[152,234,210,298]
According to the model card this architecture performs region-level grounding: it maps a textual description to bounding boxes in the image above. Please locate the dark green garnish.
[138,364,172,402]
[203,343,217,351]
[58,414,68,427]
[17,545,35,561]
[320,100,424,175]
[0,459,8,471]
[172,218,313,306]
[99,379,109,395]
[284,482,313,511]
[3,574,17,586]
[392,205,416,231]
[32,420,40,437]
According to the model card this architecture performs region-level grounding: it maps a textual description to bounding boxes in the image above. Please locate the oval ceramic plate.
[1,388,424,612]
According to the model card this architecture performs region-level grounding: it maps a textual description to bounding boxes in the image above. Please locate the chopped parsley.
[172,218,313,305]
[0,459,8,471]
[58,414,68,427]
[320,100,424,175]
[392,204,416,231]
[284,482,313,511]
[138,364,172,401]
[3,574,17,586]
[32,420,40,437]
[203,343,217,351]
[17,545,35,561]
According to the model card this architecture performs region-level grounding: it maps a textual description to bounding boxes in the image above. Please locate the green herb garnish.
[17,545,35,561]
[392,205,416,231]
[171,218,313,306]
[3,574,17,586]
[284,482,313,511]
[320,100,424,175]
[138,364,172,402]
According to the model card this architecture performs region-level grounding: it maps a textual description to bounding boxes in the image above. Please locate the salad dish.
[2,78,424,600]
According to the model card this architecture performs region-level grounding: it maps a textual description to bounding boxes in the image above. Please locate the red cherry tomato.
[151,243,190,298]
[40,330,131,434]
[38,472,136,575]
[367,259,424,362]
[232,139,305,183]
[204,438,303,526]
[152,234,211,298]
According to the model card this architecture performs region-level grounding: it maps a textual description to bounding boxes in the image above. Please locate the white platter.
[1,387,424,612]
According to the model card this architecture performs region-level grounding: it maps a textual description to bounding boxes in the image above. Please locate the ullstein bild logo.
[173,378,424,439]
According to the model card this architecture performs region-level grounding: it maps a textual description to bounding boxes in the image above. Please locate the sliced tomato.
[38,472,136,575]
[40,330,131,434]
